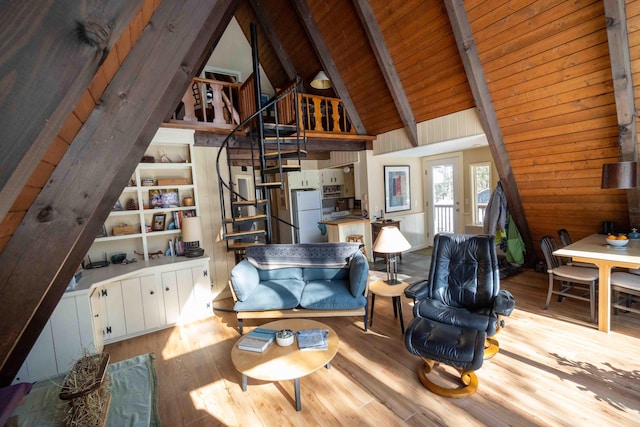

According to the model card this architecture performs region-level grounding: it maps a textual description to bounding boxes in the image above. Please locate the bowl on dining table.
[606,236,629,247]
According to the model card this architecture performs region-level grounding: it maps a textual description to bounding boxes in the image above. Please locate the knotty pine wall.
[467,0,628,259]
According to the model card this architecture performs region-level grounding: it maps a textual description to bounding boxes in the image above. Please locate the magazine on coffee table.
[296,328,329,351]
[238,328,278,352]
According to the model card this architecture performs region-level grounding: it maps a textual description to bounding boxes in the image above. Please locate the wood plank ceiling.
[1,0,639,383]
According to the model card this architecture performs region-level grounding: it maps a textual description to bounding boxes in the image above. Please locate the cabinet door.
[303,170,320,189]
[50,296,84,373]
[176,268,196,323]
[141,274,165,329]
[121,277,146,335]
[333,169,344,185]
[100,282,126,340]
[288,171,304,189]
[162,271,181,324]
[25,321,57,381]
[191,263,212,319]
[90,289,104,353]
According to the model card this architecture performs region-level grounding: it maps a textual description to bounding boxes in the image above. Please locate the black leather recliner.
[404,233,515,397]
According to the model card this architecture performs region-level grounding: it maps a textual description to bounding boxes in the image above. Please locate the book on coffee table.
[238,328,277,352]
[296,328,329,351]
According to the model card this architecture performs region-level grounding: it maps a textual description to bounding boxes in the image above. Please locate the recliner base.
[484,337,499,359]
[417,358,478,398]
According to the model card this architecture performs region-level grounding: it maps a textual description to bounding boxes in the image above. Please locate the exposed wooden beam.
[248,0,297,81]
[603,0,640,227]
[444,0,534,267]
[0,0,239,385]
[293,0,367,135]
[352,0,418,147]
[0,0,144,222]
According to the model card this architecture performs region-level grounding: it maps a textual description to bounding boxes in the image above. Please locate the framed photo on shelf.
[384,165,411,213]
[152,213,166,231]
[149,188,180,208]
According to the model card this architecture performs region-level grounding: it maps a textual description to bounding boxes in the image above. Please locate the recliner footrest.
[405,318,486,371]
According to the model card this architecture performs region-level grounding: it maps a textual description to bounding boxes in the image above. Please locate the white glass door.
[423,155,463,246]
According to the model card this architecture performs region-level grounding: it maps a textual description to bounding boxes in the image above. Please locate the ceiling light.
[311,71,331,89]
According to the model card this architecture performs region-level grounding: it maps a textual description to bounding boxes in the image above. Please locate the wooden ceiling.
[1,0,640,384]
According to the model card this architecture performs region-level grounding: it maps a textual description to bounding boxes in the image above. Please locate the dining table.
[553,233,640,332]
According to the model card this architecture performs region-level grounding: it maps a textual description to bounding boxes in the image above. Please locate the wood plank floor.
[104,268,640,426]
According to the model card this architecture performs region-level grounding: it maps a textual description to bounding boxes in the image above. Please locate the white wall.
[206,17,275,96]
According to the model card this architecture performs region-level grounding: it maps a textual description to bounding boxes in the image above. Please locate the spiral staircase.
[216,24,306,262]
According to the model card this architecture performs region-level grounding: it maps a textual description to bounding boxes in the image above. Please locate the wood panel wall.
[0,0,161,254]
[371,0,475,126]
[466,0,624,259]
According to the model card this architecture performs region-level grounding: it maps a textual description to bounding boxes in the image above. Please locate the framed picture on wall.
[384,165,410,213]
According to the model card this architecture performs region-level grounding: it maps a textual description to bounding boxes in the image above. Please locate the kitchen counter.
[319,217,369,226]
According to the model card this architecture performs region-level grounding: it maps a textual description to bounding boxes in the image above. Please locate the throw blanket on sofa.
[246,243,361,269]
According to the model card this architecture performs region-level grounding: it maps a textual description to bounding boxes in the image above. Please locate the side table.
[369,279,409,334]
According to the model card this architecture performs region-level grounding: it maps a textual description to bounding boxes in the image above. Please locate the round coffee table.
[230,319,339,411]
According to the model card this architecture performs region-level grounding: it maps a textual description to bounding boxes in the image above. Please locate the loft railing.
[171,75,353,136]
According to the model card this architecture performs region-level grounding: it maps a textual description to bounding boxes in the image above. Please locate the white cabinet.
[87,127,199,262]
[121,277,146,336]
[140,275,166,329]
[97,281,127,341]
[13,291,99,384]
[321,169,344,186]
[288,170,320,190]
[161,261,212,324]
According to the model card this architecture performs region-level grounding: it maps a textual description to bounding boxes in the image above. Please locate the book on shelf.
[296,328,329,351]
[237,328,278,353]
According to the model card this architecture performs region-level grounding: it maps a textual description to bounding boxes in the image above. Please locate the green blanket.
[9,353,160,427]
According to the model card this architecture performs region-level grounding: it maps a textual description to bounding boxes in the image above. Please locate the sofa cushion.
[303,267,348,281]
[349,251,369,297]
[299,280,367,310]
[258,267,303,281]
[230,260,260,302]
[234,279,306,311]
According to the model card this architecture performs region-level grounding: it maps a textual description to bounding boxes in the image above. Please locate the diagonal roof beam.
[0,0,239,385]
[248,0,297,81]
[0,0,144,223]
[352,0,418,147]
[293,0,367,135]
[603,0,640,226]
[444,0,534,266]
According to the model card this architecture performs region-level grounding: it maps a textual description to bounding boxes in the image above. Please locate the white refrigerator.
[291,189,326,243]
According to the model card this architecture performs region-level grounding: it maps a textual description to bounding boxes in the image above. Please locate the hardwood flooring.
[104,262,640,426]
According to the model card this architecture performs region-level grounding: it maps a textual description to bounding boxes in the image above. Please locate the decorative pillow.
[230,260,260,302]
[349,251,369,297]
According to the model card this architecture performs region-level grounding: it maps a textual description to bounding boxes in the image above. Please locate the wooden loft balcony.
[163,75,374,156]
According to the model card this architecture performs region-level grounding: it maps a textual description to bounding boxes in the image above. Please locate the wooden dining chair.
[557,229,596,268]
[540,235,599,323]
[610,270,640,316]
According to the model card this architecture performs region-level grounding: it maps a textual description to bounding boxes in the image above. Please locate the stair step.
[264,149,308,160]
[263,123,297,136]
[232,199,267,206]
[224,214,267,224]
[264,136,301,142]
[225,229,266,239]
[256,182,282,188]
[263,165,301,175]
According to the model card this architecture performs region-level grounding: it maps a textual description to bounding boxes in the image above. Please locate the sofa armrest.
[349,251,369,297]
[230,260,260,302]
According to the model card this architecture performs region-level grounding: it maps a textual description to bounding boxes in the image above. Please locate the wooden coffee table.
[230,319,339,411]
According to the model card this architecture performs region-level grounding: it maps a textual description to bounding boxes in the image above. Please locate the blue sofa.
[229,243,369,334]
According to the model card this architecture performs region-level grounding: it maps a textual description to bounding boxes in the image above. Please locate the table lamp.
[182,216,204,257]
[372,226,411,285]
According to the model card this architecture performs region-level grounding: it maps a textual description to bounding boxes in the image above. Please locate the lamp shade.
[181,216,203,243]
[372,226,411,253]
[601,161,638,189]
[311,71,331,89]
